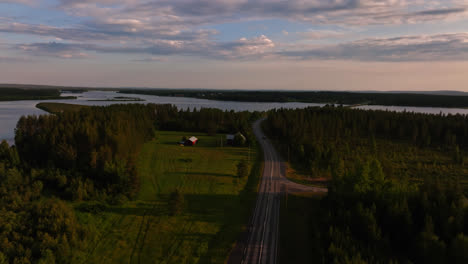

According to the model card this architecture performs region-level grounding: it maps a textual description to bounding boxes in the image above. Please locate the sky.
[1,0,468,91]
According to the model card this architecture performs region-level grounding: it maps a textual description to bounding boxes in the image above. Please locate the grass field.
[73,131,259,264]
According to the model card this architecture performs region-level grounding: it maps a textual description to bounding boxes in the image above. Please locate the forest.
[265,106,468,263]
[0,88,75,101]
[119,89,468,108]
[264,106,468,185]
[0,103,260,263]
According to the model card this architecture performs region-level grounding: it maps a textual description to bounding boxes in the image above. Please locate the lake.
[0,90,324,144]
[3,90,468,145]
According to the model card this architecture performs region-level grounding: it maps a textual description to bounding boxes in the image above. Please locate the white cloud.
[14,35,275,60]
[3,0,468,62]
[278,33,468,61]
[18,42,90,59]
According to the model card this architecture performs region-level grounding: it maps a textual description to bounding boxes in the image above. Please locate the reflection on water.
[0,90,323,144]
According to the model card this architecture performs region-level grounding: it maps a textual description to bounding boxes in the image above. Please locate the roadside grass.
[73,131,259,264]
[279,193,326,264]
[36,102,89,114]
[283,164,329,188]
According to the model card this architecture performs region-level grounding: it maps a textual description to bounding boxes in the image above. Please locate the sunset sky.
[1,0,468,90]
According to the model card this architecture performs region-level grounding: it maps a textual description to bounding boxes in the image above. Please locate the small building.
[226,134,235,145]
[185,136,198,146]
[226,132,246,146]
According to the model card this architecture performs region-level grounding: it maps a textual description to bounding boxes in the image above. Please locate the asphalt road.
[238,119,327,264]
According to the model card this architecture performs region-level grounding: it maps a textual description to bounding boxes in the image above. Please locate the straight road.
[238,119,327,264]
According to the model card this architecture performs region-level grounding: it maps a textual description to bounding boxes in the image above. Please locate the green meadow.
[74,131,259,264]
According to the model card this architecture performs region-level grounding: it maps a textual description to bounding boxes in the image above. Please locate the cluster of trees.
[310,158,468,263]
[236,160,249,178]
[264,106,468,179]
[0,141,86,263]
[153,105,260,143]
[120,89,468,108]
[0,88,75,101]
[15,104,158,201]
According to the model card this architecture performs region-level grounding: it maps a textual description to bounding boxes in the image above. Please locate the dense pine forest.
[0,104,259,263]
[0,88,75,101]
[119,89,468,108]
[265,106,468,184]
[266,106,468,263]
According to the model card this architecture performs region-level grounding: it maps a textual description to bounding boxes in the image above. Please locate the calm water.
[0,90,323,144]
[3,90,468,145]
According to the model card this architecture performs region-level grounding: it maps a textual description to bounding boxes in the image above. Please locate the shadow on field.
[184,171,236,178]
[222,149,249,156]
[185,193,244,222]
[104,201,168,217]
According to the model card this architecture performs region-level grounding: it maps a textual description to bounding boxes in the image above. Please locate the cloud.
[4,1,468,63]
[55,0,468,29]
[277,33,468,61]
[15,33,468,62]
[17,42,90,59]
[14,35,275,60]
[0,21,218,43]
[215,35,275,59]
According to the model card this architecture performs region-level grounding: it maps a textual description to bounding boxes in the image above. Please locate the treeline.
[0,88,75,101]
[264,106,468,179]
[152,104,260,143]
[119,89,468,108]
[305,158,468,263]
[15,104,157,201]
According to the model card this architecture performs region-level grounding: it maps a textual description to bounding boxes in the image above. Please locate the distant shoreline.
[118,89,468,109]
[4,84,468,108]
[0,87,77,101]
[0,96,76,101]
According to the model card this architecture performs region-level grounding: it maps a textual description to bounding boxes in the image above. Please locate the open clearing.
[74,131,258,264]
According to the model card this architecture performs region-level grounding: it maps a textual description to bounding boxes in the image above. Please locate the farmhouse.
[226,134,235,145]
[184,136,198,146]
[226,132,246,146]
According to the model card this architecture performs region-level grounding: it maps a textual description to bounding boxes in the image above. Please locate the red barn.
[185,136,198,146]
